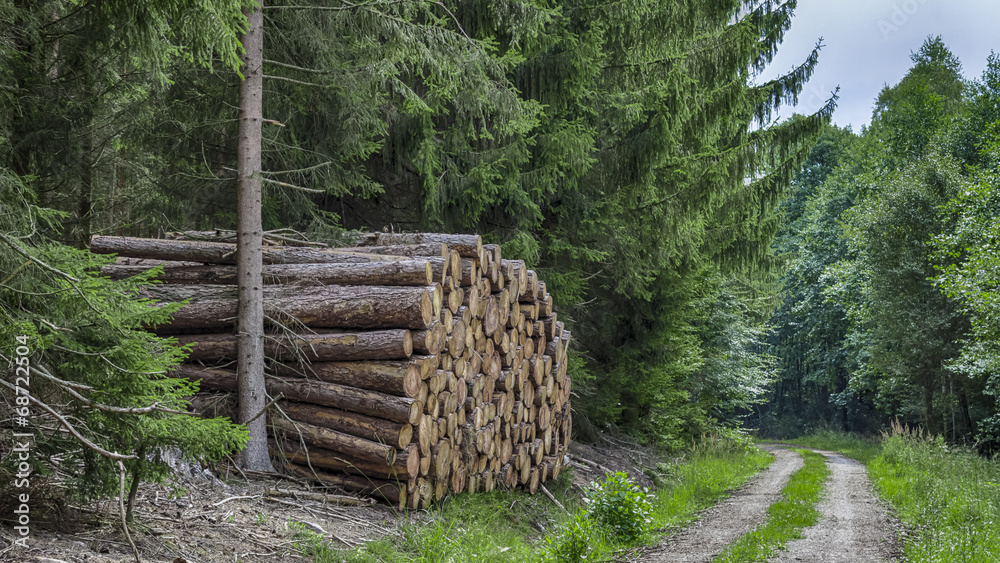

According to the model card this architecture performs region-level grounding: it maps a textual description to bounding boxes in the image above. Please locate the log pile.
[91,233,572,508]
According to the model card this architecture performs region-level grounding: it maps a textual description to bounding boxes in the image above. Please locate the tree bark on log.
[175,365,422,424]
[335,242,446,257]
[91,235,422,265]
[102,260,434,287]
[411,324,445,356]
[278,401,412,449]
[285,464,405,508]
[362,233,483,262]
[148,285,434,331]
[272,360,422,398]
[271,438,417,480]
[271,417,403,467]
[175,330,412,362]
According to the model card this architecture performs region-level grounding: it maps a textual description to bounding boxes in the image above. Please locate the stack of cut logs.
[90,232,572,509]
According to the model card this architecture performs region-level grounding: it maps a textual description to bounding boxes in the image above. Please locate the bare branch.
[260,161,334,177]
[433,1,471,42]
[117,460,141,563]
[264,74,330,88]
[264,59,338,75]
[245,393,285,424]
[261,177,325,194]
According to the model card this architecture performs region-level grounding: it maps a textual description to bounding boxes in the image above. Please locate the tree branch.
[261,177,325,193]
[117,460,141,563]
[263,74,330,88]
[0,377,136,460]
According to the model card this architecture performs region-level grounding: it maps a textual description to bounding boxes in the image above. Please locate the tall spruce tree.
[320,0,836,440]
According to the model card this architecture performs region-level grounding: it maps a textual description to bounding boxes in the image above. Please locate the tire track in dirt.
[769,449,901,562]
[644,445,803,563]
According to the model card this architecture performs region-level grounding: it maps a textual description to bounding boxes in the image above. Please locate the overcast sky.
[759,0,1000,131]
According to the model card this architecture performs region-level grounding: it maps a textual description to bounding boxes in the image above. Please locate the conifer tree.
[0,0,252,517]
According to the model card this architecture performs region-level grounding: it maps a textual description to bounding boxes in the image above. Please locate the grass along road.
[793,428,1000,562]
[645,445,804,562]
[649,444,901,562]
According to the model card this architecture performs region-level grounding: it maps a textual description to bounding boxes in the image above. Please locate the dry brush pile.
[91,232,572,509]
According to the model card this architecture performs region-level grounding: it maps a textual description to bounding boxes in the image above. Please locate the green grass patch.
[870,433,1000,562]
[649,433,773,532]
[780,429,882,464]
[713,449,829,562]
[290,432,775,563]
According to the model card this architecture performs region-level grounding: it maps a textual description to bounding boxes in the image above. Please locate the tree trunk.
[270,417,406,468]
[411,323,445,356]
[102,260,434,286]
[149,284,435,332]
[235,0,273,472]
[361,233,482,261]
[285,464,405,508]
[336,243,446,257]
[175,330,412,362]
[272,437,417,480]
[272,360,423,398]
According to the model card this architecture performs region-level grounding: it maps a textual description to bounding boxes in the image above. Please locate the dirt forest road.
[645,445,901,563]
[644,445,802,562]
[771,449,901,562]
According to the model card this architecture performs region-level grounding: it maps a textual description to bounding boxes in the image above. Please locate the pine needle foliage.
[3,0,834,447]
[0,0,251,516]
[0,169,248,514]
[320,0,835,441]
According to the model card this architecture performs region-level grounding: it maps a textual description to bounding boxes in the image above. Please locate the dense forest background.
[758,38,1000,448]
[1,0,999,510]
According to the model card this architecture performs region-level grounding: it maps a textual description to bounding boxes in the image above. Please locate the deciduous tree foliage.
[762,38,1000,444]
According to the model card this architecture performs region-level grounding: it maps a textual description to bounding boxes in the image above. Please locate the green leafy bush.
[541,512,594,563]
[584,471,653,543]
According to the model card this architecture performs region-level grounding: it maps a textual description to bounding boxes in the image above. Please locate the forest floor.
[645,444,902,563]
[2,462,402,563]
[1,439,653,563]
[3,443,905,563]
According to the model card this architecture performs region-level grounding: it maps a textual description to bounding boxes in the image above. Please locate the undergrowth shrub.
[584,471,653,543]
[541,471,652,562]
[541,512,594,563]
